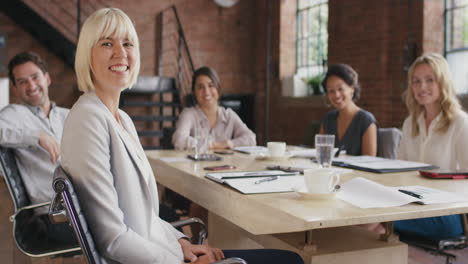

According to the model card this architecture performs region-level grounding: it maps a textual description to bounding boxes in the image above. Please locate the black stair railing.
[0,0,108,68]
[0,0,76,67]
[156,5,196,102]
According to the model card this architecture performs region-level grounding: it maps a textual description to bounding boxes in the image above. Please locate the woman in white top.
[61,7,302,264]
[172,66,256,150]
[396,53,468,240]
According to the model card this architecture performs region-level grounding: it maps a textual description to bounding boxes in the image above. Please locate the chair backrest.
[120,76,181,150]
[303,120,321,147]
[377,127,402,159]
[0,146,30,211]
[51,166,101,264]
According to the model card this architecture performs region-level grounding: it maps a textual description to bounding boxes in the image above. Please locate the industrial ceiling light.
[213,0,239,8]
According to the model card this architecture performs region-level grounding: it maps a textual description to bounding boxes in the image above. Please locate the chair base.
[400,234,467,264]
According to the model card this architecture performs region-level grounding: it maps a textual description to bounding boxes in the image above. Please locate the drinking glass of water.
[315,134,335,168]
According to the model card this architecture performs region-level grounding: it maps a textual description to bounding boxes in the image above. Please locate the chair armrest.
[48,193,68,224]
[213,257,247,264]
[9,201,51,222]
[171,217,207,245]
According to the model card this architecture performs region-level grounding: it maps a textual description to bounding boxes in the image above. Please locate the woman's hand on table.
[211,140,234,150]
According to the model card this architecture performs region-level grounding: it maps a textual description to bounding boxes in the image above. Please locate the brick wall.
[0,0,445,146]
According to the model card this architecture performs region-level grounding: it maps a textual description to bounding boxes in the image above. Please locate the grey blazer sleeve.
[61,104,183,264]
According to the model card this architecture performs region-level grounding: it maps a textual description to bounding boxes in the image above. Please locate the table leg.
[380,222,399,242]
[303,230,318,252]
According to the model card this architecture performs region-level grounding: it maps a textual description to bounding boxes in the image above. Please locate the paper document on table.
[333,156,437,173]
[233,146,268,155]
[288,148,338,159]
[206,170,299,183]
[158,157,190,163]
[268,161,352,174]
[390,186,468,205]
[223,175,304,194]
[336,177,468,208]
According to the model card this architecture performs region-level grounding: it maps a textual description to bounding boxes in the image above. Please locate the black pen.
[254,176,278,184]
[334,145,345,158]
[398,189,424,199]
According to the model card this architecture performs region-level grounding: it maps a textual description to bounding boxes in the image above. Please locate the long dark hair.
[191,66,221,94]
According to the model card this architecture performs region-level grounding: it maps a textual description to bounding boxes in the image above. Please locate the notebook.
[206,170,298,184]
[332,156,438,173]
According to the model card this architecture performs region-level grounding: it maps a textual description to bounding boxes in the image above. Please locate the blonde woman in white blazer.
[61,7,303,264]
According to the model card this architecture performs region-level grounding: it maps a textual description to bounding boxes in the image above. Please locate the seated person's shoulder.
[65,95,108,126]
[0,104,31,116]
[358,109,377,122]
[322,109,339,121]
[453,109,468,129]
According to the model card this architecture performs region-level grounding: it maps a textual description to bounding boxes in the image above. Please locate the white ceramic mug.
[267,141,286,157]
[303,168,340,194]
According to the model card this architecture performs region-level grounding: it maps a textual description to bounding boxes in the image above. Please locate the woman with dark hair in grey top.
[319,64,378,156]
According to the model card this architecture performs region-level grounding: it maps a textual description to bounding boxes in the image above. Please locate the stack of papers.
[288,148,338,159]
[336,177,467,208]
[333,156,438,173]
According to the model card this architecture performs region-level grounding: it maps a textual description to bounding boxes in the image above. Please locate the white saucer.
[295,191,336,199]
[291,187,337,199]
[255,154,292,161]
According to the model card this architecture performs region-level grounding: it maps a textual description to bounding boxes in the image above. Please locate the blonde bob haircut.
[75,8,140,92]
[403,53,461,137]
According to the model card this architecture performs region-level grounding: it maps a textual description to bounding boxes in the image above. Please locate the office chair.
[377,127,402,159]
[302,120,321,147]
[0,146,80,258]
[50,166,246,264]
[398,216,467,264]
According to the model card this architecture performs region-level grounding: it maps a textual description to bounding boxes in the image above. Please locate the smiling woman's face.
[194,74,219,108]
[91,36,136,92]
[411,63,441,109]
[325,75,355,110]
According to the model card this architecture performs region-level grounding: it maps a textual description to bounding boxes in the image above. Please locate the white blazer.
[61,92,185,264]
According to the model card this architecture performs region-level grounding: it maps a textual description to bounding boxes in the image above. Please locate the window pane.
[447,51,468,94]
[296,0,328,77]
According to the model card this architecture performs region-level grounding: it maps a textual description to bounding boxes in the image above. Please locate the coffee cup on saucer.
[303,168,340,195]
[267,141,286,157]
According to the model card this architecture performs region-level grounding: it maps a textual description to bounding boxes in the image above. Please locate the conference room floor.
[409,245,468,264]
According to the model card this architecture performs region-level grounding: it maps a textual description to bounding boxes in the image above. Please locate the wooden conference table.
[146,150,468,264]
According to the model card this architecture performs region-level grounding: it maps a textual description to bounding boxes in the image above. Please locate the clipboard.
[419,170,468,179]
[205,170,299,183]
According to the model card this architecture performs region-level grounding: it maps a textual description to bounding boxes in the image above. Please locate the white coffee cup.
[267,141,286,157]
[303,168,340,194]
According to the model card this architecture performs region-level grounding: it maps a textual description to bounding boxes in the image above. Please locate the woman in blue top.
[319,64,377,156]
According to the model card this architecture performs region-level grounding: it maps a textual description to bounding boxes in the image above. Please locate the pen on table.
[334,145,344,158]
[398,189,424,199]
[254,176,279,184]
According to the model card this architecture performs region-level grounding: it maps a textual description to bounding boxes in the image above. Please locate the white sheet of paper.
[223,176,304,194]
[391,186,468,205]
[289,148,339,159]
[234,146,268,155]
[337,177,468,208]
[158,157,190,163]
[336,177,417,208]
